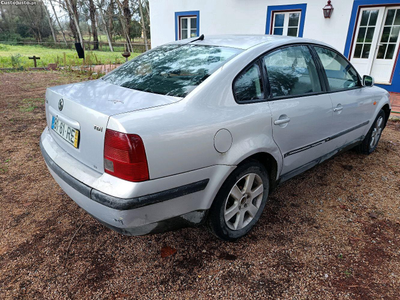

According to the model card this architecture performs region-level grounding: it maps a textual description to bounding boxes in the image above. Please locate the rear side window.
[263,45,322,98]
[314,46,360,91]
[233,63,264,102]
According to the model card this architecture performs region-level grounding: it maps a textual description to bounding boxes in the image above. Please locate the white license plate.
[51,116,80,148]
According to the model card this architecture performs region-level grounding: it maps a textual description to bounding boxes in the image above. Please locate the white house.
[149,0,400,93]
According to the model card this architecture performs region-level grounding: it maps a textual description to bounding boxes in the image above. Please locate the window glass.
[288,28,298,37]
[263,46,321,97]
[272,11,301,37]
[181,17,188,39]
[378,9,400,59]
[289,13,300,26]
[180,16,197,40]
[182,29,188,39]
[353,9,378,59]
[181,18,188,30]
[103,45,242,97]
[190,18,197,29]
[274,28,283,35]
[315,47,360,91]
[233,64,263,102]
[288,13,300,37]
[274,14,284,27]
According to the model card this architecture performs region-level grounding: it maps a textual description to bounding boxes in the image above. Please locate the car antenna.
[189,34,204,43]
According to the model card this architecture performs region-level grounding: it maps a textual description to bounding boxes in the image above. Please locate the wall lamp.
[323,0,334,18]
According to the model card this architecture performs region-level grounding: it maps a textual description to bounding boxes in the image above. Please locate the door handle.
[333,105,343,112]
[274,117,291,125]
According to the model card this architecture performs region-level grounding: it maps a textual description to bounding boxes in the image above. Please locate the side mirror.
[363,75,374,87]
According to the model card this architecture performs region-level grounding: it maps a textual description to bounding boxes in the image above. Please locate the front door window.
[315,47,360,91]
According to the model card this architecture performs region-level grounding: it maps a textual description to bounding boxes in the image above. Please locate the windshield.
[102,44,242,97]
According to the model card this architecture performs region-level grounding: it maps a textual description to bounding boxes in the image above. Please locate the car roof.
[170,34,330,50]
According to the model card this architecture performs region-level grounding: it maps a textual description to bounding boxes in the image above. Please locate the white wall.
[149,0,354,53]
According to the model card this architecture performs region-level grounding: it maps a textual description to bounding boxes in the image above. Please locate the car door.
[313,46,377,151]
[262,45,335,179]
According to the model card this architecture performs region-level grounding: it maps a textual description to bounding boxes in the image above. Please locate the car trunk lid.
[45,79,181,173]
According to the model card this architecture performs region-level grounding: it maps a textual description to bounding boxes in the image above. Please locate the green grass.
[19,97,44,112]
[0,44,140,69]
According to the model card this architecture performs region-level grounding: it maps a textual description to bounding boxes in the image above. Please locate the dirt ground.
[0,71,399,299]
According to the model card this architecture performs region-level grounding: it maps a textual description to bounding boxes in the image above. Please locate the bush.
[0,33,24,44]
[11,54,22,68]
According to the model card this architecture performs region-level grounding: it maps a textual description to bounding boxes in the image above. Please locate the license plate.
[51,116,80,148]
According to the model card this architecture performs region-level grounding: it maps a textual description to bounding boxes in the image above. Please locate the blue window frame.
[175,11,200,41]
[265,4,307,37]
[344,0,400,92]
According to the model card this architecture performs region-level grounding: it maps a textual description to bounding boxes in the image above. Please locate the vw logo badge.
[58,98,64,111]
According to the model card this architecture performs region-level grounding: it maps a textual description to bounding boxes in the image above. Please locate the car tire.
[207,160,269,241]
[358,109,386,154]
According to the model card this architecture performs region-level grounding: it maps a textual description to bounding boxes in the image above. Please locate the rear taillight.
[104,129,149,182]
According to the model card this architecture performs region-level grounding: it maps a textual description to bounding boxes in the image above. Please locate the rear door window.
[314,46,361,91]
[263,45,322,98]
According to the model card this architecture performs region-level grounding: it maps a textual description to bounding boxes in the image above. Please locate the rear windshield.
[102,44,242,97]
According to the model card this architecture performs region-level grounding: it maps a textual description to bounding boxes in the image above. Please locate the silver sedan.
[40,35,391,241]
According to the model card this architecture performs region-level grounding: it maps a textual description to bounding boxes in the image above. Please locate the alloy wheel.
[370,115,384,149]
[223,173,264,230]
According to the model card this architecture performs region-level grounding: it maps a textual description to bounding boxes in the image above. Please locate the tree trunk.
[122,0,131,38]
[49,0,68,46]
[24,4,42,43]
[88,24,91,50]
[97,1,114,52]
[0,6,10,32]
[107,0,114,42]
[65,2,78,42]
[42,1,57,43]
[89,0,99,50]
[115,0,133,52]
[138,0,148,51]
[65,0,83,47]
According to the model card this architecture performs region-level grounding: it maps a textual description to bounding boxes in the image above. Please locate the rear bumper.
[40,127,234,235]
[41,142,209,210]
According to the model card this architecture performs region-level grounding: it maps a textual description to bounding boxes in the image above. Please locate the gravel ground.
[0,71,399,299]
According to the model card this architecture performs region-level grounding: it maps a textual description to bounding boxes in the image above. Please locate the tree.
[115,0,133,52]
[42,1,57,43]
[64,0,83,46]
[0,0,151,50]
[106,0,115,42]
[130,0,150,46]
[96,0,113,51]
[13,1,52,42]
[0,5,10,33]
[130,19,142,41]
[137,0,148,50]
[123,0,131,38]
[89,0,99,49]
[49,0,68,46]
